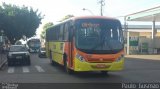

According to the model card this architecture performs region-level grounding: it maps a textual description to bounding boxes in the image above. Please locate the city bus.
[46,16,124,74]
[27,38,41,53]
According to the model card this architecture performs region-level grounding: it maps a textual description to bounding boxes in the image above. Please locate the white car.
[7,45,31,66]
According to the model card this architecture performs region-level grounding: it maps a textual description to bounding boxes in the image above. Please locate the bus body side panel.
[49,41,74,69]
[49,42,54,59]
[73,50,124,71]
[47,42,56,62]
[45,42,49,58]
[51,42,64,65]
[46,41,67,66]
[47,41,53,59]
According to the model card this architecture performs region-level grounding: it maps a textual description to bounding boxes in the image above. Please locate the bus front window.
[75,19,124,54]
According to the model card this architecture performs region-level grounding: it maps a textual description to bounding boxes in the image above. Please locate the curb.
[125,55,160,60]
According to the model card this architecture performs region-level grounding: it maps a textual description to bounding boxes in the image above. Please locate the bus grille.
[87,58,114,63]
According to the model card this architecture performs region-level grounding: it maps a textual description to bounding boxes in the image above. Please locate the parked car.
[7,45,31,66]
[38,47,46,58]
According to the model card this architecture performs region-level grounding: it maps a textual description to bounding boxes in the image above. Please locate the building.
[123,25,160,54]
[125,5,160,55]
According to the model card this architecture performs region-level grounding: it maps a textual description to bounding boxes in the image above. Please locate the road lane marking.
[22,67,30,73]
[35,65,45,72]
[8,67,14,73]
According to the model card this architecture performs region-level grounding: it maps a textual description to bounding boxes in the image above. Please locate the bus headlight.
[76,53,85,62]
[115,54,124,62]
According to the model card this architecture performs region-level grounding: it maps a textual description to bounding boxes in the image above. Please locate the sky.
[1,0,160,36]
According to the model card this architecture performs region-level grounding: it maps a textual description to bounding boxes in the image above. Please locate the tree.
[59,14,74,22]
[0,3,43,44]
[40,22,54,39]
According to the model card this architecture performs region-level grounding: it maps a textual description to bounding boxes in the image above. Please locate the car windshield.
[75,19,124,54]
[10,46,28,52]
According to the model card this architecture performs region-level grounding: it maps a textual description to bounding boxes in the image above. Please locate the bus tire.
[63,54,73,74]
[49,50,55,65]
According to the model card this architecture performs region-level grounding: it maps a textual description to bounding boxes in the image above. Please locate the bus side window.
[59,25,64,41]
[52,26,60,41]
[52,27,56,41]
[48,28,53,41]
[56,26,60,41]
[64,23,69,41]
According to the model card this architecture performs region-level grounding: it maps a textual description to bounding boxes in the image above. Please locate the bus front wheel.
[63,56,73,74]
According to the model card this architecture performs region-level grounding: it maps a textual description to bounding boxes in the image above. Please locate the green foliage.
[43,22,54,30]
[59,14,74,22]
[0,3,43,44]
[40,22,54,39]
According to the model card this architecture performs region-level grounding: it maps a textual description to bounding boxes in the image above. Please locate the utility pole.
[98,0,105,16]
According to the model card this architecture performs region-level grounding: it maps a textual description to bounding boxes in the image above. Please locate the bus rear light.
[115,54,124,62]
[76,53,85,62]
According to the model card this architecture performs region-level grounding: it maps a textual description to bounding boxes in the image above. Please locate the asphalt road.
[0,53,160,83]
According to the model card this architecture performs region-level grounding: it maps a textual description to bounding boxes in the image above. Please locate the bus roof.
[71,16,118,21]
[47,16,120,30]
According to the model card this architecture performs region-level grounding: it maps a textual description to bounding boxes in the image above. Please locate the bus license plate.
[96,64,107,68]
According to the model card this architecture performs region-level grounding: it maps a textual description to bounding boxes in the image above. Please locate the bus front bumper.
[74,58,124,72]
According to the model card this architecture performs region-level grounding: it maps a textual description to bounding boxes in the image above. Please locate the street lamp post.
[82,8,94,15]
[98,0,105,16]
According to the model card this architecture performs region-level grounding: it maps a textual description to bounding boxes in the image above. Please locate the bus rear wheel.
[49,51,55,65]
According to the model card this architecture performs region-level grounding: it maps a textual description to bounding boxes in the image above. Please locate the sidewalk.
[125,55,160,60]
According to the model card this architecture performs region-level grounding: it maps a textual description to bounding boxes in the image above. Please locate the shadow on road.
[50,62,124,79]
[72,71,122,78]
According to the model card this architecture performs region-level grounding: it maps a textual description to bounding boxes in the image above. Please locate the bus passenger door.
[64,22,74,69]
[68,25,74,68]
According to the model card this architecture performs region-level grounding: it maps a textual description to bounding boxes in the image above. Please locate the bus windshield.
[75,18,124,54]
[28,39,40,48]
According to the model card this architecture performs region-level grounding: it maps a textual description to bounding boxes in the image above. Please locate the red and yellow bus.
[46,16,124,74]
